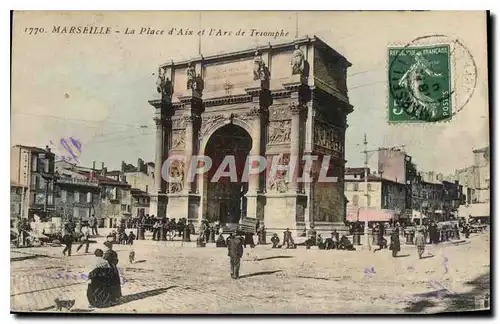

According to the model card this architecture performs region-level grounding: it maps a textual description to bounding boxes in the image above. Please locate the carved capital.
[290,102,306,115]
[153,117,165,127]
[249,106,268,118]
[184,114,201,123]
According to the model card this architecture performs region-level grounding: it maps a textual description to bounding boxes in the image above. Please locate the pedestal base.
[150,193,167,219]
[167,193,200,223]
[263,194,307,237]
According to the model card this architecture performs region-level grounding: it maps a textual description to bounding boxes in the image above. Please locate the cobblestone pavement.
[10,232,490,314]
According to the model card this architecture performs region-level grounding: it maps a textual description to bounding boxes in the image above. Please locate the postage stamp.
[388,35,478,124]
[388,44,452,123]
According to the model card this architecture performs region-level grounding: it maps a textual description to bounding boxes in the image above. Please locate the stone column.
[248,107,263,195]
[183,115,194,194]
[153,116,164,193]
[289,101,304,194]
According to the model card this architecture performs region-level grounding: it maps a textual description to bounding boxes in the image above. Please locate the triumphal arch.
[148,36,353,233]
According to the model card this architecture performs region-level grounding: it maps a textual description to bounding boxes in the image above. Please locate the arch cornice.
[199,116,253,155]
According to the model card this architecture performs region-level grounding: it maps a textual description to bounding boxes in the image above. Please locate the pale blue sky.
[11,11,489,174]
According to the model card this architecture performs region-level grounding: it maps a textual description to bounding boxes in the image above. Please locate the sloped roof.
[75,171,130,187]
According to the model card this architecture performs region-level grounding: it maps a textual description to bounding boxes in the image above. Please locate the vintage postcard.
[10,11,490,314]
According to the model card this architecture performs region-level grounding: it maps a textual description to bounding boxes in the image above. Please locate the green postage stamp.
[388,44,452,123]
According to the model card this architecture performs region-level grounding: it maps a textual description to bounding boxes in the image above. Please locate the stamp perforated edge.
[385,35,476,126]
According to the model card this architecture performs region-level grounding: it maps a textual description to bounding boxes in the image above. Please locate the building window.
[79,192,86,203]
[367,195,371,207]
[367,184,372,191]
[121,204,127,211]
[352,195,359,207]
[67,191,74,204]
[35,193,45,205]
[353,183,359,191]
[60,190,67,202]
[31,155,38,172]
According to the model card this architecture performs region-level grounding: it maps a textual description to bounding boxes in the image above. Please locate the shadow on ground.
[395,254,410,258]
[116,286,178,306]
[239,270,282,279]
[403,272,491,314]
[254,256,294,261]
[11,254,51,262]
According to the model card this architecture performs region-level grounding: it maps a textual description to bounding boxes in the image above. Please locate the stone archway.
[202,123,252,224]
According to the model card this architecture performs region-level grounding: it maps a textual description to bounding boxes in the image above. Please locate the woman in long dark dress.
[87,249,114,308]
[103,241,122,303]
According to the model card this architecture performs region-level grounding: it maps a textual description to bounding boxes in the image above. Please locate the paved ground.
[10,231,490,314]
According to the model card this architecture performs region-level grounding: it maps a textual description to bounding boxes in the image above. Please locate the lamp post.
[362,134,371,250]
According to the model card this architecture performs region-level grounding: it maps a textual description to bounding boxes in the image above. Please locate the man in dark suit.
[227,231,244,279]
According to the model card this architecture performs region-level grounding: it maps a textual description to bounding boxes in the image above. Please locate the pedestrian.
[271,233,280,248]
[257,223,266,245]
[454,224,460,240]
[87,248,114,308]
[89,215,98,236]
[227,231,244,279]
[283,228,293,249]
[389,228,401,257]
[373,224,386,253]
[62,222,73,257]
[127,231,136,245]
[216,234,227,247]
[464,223,470,239]
[308,224,317,242]
[76,226,91,253]
[316,234,325,250]
[152,220,160,241]
[332,229,339,249]
[103,241,122,303]
[415,227,426,259]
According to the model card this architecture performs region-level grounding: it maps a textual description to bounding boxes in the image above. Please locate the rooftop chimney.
[92,160,96,170]
[102,162,105,170]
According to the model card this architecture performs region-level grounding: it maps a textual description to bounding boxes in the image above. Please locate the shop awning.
[346,209,394,222]
[458,203,490,218]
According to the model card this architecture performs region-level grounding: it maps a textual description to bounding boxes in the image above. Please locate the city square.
[11,230,490,314]
[10,11,490,315]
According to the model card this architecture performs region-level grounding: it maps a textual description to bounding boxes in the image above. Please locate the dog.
[54,298,75,311]
[129,250,135,264]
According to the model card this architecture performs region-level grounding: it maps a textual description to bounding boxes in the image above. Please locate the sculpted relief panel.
[268,120,291,144]
[266,154,289,194]
[314,122,344,157]
[313,182,343,223]
[269,105,291,121]
[171,130,186,150]
[168,160,185,193]
[171,117,186,130]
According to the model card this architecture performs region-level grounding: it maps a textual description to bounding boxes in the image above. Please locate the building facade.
[11,145,56,220]
[149,36,353,232]
[54,164,101,222]
[55,161,132,227]
[345,168,406,222]
[122,158,154,218]
[10,183,25,227]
